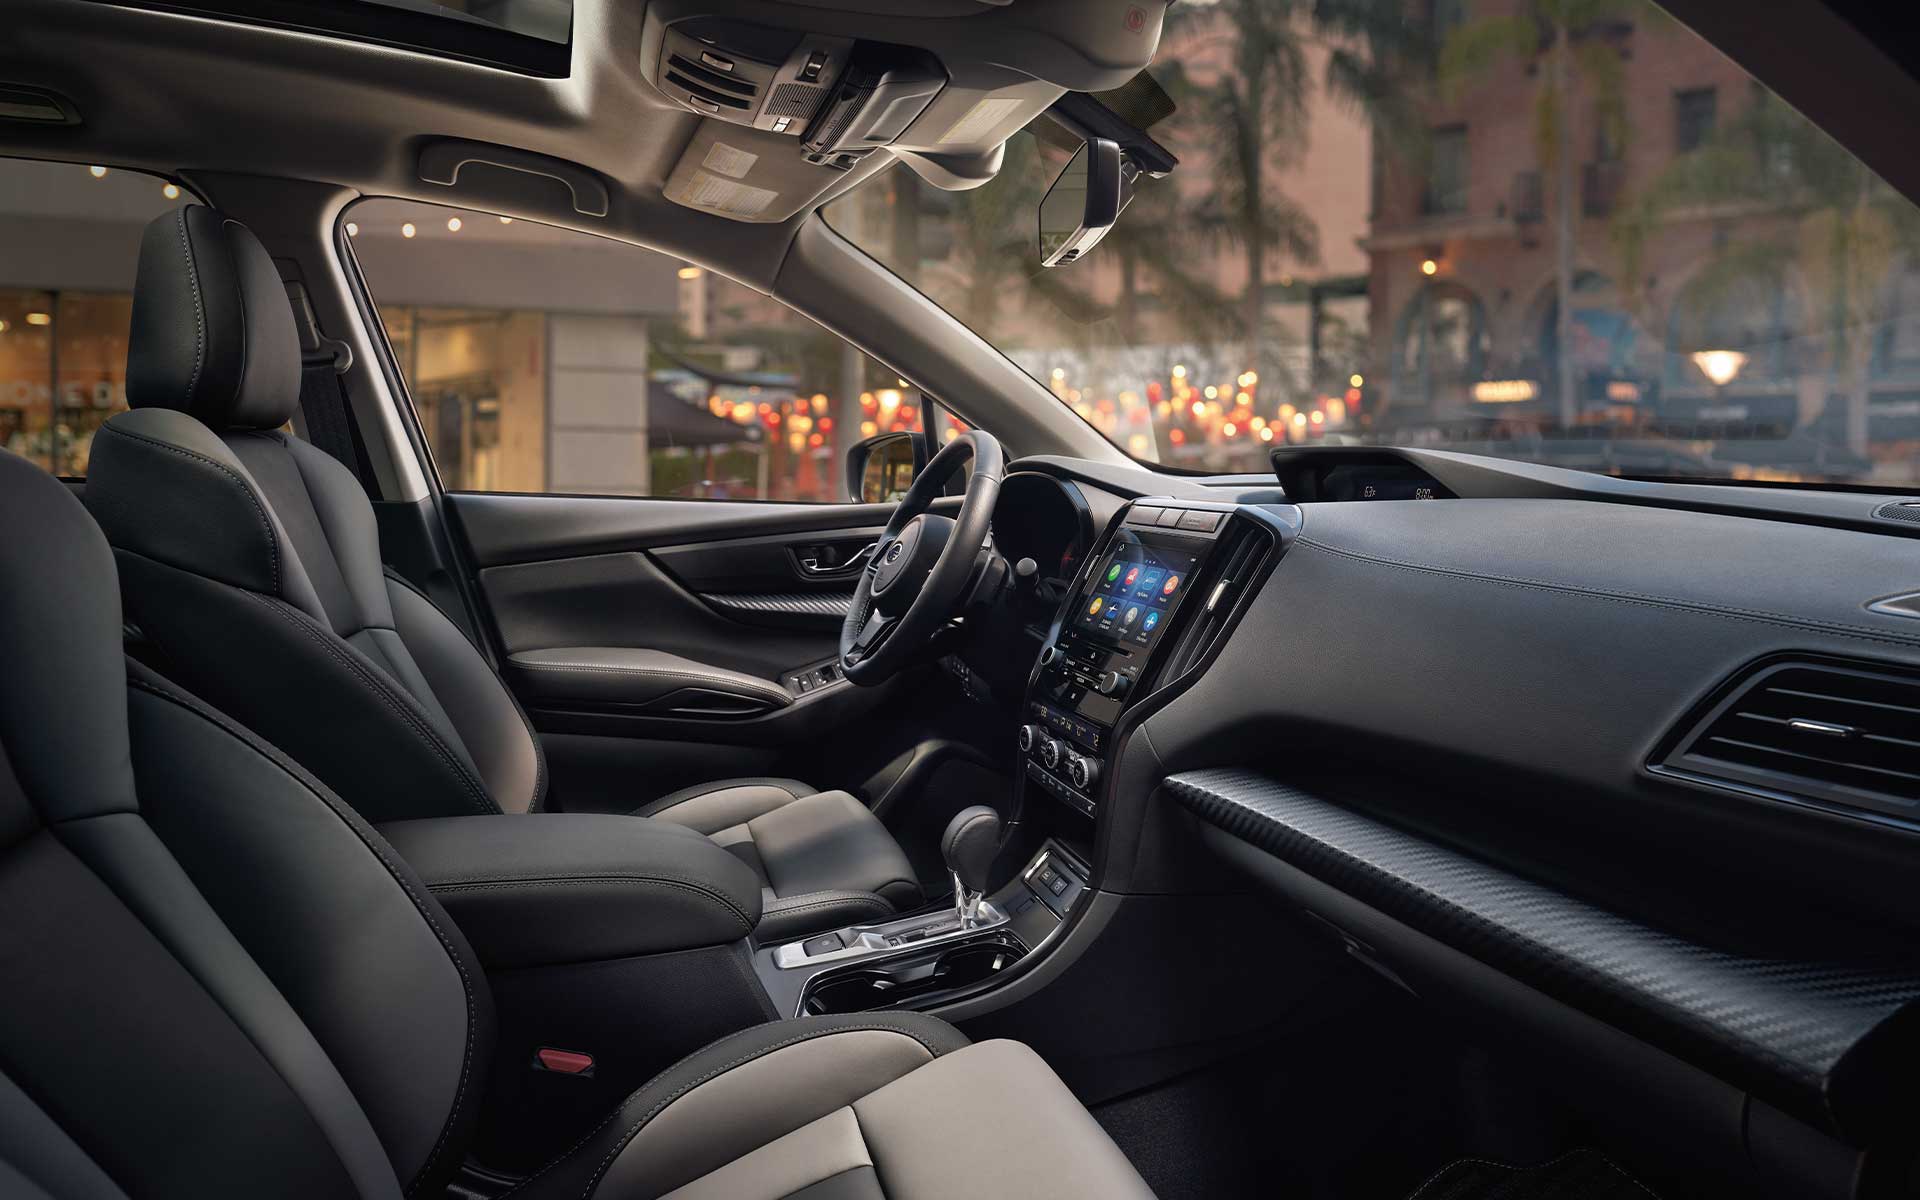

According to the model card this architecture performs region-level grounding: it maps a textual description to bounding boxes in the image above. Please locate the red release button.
[534,1047,595,1075]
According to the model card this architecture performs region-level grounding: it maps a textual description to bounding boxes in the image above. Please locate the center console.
[753,498,1276,1021]
[1020,502,1242,818]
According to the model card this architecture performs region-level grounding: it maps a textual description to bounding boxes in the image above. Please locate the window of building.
[0,158,189,475]
[1674,87,1717,153]
[1423,126,1469,216]
[348,198,925,501]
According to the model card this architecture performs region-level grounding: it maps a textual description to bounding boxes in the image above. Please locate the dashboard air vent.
[1658,661,1920,823]
[1160,518,1275,682]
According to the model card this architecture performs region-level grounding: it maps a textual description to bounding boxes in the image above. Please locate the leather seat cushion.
[635,780,923,943]
[510,1014,1155,1200]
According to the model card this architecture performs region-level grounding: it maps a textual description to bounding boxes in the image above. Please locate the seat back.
[84,206,543,822]
[0,449,492,1198]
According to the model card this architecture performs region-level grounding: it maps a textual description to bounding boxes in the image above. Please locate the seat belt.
[297,357,361,473]
[281,276,364,476]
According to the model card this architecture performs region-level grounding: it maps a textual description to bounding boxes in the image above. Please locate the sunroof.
[95,0,574,75]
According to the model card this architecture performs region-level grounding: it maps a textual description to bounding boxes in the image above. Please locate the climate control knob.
[1038,737,1066,770]
[1096,671,1131,697]
[1037,645,1059,667]
[1017,723,1042,753]
[1066,753,1100,792]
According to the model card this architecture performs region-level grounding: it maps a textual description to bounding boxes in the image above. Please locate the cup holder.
[801,933,1026,1016]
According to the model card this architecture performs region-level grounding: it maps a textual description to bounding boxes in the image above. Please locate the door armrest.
[508,647,792,718]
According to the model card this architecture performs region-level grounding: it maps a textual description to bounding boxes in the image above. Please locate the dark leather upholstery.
[0,450,1155,1199]
[378,814,765,968]
[85,207,920,936]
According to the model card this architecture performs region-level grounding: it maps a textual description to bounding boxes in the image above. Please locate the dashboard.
[988,445,1920,1196]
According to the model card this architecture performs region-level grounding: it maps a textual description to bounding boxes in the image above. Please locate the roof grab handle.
[417,139,610,218]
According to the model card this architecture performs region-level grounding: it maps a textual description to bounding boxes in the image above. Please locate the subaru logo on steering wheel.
[884,542,905,564]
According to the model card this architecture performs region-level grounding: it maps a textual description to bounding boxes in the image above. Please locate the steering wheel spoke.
[847,610,899,660]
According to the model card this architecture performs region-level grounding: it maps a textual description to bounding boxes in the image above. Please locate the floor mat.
[1408,1149,1659,1200]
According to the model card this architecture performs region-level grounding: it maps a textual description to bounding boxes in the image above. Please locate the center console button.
[801,932,844,956]
[1177,509,1223,531]
[1125,505,1163,526]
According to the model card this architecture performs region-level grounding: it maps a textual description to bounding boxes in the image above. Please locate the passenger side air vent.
[1657,660,1920,823]
[1160,519,1275,682]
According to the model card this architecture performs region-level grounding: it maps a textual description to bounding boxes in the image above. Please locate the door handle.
[797,542,877,578]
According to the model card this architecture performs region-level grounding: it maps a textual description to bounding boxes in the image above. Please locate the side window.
[0,158,189,476]
[347,198,930,501]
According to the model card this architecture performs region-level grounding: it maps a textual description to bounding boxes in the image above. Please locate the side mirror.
[846,431,927,503]
[1038,138,1124,267]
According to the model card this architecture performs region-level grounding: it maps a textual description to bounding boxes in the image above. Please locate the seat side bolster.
[510,1015,968,1200]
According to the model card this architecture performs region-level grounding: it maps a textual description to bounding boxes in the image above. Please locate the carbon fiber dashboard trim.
[1166,767,1920,1140]
[703,592,852,618]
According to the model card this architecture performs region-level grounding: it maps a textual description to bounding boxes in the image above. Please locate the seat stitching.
[501,1023,947,1199]
[637,779,809,819]
[126,673,482,1196]
[241,591,495,815]
[761,892,891,916]
[426,876,752,937]
[175,207,207,402]
[97,421,279,591]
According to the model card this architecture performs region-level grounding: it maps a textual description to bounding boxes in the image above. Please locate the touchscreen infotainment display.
[1074,536,1204,651]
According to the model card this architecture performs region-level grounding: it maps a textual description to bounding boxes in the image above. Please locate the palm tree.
[1614,89,1920,456]
[1165,0,1429,390]
[1440,0,1643,428]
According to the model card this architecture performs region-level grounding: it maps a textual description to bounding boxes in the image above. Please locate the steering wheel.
[840,429,1004,685]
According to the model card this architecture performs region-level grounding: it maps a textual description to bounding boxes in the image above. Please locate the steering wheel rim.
[839,429,1004,685]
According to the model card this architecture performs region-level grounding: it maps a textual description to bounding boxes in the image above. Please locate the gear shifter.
[941,806,1002,929]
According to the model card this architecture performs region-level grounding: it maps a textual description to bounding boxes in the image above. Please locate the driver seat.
[83,207,921,941]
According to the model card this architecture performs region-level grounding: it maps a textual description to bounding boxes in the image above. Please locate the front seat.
[0,446,1155,1200]
[83,206,920,942]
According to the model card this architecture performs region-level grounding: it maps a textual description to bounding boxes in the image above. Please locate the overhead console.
[653,21,944,171]
[639,1,1170,222]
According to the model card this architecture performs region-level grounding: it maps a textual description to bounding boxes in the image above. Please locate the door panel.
[446,492,956,811]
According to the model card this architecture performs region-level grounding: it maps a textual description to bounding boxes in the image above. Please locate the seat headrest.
[127,207,302,432]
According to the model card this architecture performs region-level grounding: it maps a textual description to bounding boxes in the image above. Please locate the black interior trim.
[1165,767,1920,1144]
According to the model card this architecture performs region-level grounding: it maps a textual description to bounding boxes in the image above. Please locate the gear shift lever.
[941,806,1002,929]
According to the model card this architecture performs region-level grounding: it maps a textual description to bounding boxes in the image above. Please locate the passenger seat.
[0,446,1154,1199]
[83,207,920,942]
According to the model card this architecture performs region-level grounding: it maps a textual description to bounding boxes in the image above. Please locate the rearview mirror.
[846,431,926,503]
[1038,138,1124,268]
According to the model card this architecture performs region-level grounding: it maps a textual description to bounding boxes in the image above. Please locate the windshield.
[825,0,1920,489]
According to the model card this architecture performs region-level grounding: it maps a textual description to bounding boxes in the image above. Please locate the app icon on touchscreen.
[1104,563,1122,584]
[1162,574,1182,597]
[1087,596,1104,617]
[1122,565,1141,588]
